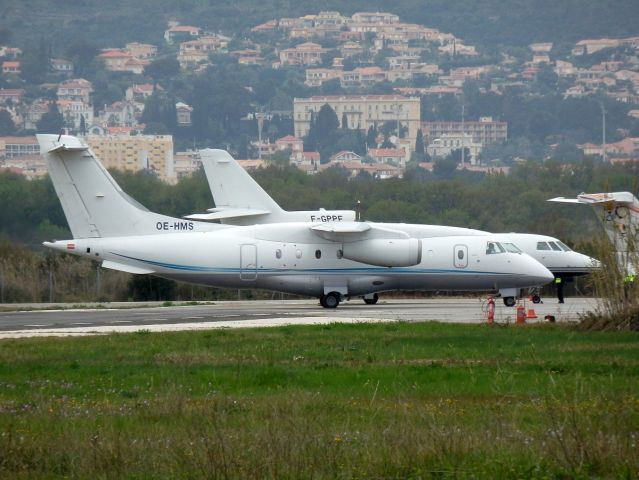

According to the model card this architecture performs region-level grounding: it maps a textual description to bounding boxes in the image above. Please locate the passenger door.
[240,244,257,280]
[453,244,468,268]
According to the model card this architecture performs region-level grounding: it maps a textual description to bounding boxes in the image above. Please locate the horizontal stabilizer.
[184,207,271,221]
[47,144,89,154]
[101,260,155,275]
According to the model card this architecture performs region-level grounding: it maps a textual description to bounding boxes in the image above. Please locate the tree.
[143,122,169,135]
[415,129,425,155]
[0,110,16,135]
[79,114,86,135]
[36,102,64,133]
[316,104,339,141]
[341,112,348,130]
[144,58,180,82]
[366,125,378,148]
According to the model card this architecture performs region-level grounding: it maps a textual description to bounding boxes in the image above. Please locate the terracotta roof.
[100,50,131,58]
[368,148,406,156]
[0,136,38,144]
[276,135,302,142]
[168,25,201,32]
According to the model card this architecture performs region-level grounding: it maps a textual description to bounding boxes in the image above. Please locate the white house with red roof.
[164,25,202,44]
[279,42,327,66]
[330,150,362,163]
[275,135,304,153]
[367,147,409,167]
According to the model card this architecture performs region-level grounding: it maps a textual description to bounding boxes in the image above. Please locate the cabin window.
[457,249,464,260]
[336,249,343,259]
[536,242,550,251]
[486,242,505,255]
[315,249,321,259]
[275,249,282,259]
[548,241,562,251]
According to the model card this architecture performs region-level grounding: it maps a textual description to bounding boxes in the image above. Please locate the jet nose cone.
[527,258,555,285]
[587,256,602,269]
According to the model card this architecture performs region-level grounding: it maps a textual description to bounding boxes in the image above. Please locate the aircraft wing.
[549,192,637,206]
[547,197,583,204]
[184,207,271,221]
[311,221,410,242]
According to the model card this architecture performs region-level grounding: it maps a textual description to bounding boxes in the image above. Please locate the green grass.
[0,322,638,479]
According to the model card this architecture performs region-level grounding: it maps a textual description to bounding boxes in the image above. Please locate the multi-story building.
[58,100,94,130]
[178,35,229,69]
[2,61,20,74]
[50,58,74,74]
[0,88,24,105]
[341,67,387,88]
[0,136,40,160]
[426,133,482,165]
[305,68,342,87]
[351,12,399,25]
[164,25,201,44]
[61,80,91,102]
[125,42,158,59]
[420,117,507,147]
[293,95,421,146]
[86,134,175,182]
[279,42,327,66]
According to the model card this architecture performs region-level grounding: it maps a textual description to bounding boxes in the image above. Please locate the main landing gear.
[363,293,379,305]
[320,292,341,309]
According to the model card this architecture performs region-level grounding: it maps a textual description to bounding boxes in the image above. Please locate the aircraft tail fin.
[38,134,215,238]
[199,149,284,222]
[549,191,639,275]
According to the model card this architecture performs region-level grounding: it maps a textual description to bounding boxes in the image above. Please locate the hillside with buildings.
[0,5,638,184]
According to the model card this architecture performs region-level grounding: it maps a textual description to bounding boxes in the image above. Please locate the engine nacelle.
[342,238,422,267]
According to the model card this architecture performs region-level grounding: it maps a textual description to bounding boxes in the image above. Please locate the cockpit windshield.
[548,241,562,251]
[502,242,522,253]
[486,241,506,254]
[556,240,572,252]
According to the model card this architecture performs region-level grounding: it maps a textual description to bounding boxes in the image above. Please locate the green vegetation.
[0,322,637,478]
[3,0,638,48]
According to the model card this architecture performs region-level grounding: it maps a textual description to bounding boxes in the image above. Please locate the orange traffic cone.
[527,308,538,319]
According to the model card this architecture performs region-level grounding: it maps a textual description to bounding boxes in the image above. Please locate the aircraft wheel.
[319,295,327,308]
[363,293,379,305]
[323,292,341,309]
[531,294,542,304]
[503,296,516,307]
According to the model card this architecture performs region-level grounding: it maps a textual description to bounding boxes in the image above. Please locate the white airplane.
[37,134,553,309]
[549,192,638,277]
[192,149,597,304]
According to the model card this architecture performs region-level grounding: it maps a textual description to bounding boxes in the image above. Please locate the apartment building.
[279,42,327,66]
[86,134,175,182]
[420,117,507,146]
[0,136,40,160]
[293,95,421,146]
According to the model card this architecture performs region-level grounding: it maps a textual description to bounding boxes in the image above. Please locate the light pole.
[601,103,607,163]
[461,104,465,168]
[256,112,265,160]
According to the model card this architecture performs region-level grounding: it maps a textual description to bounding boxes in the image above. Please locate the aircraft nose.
[527,256,555,285]
[584,254,601,269]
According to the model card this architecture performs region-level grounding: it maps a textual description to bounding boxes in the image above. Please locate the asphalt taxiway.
[0,297,598,338]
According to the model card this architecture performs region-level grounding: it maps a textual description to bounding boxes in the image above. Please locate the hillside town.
[1,10,639,182]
